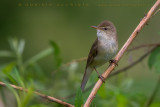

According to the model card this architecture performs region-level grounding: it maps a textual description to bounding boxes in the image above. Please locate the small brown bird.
[81,20,118,91]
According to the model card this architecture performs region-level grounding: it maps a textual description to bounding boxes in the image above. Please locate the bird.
[81,20,118,91]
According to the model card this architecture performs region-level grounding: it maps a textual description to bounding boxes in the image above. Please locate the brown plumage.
[86,38,98,68]
[81,20,118,91]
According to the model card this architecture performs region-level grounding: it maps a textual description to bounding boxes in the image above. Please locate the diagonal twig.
[153,8,160,16]
[144,76,160,107]
[0,82,74,107]
[84,0,160,106]
[63,45,159,99]
[57,43,160,72]
[127,43,160,52]
[109,46,159,77]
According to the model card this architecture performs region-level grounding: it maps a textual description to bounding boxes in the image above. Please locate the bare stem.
[55,43,160,73]
[63,46,159,99]
[84,0,160,106]
[0,82,74,107]
[153,8,160,16]
[54,57,87,72]
[127,43,160,52]
[61,57,87,68]
[109,46,158,77]
[144,76,160,107]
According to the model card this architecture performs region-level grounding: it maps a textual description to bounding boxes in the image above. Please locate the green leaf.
[25,48,53,66]
[50,41,62,68]
[20,86,34,107]
[150,102,160,107]
[2,80,21,107]
[2,62,16,74]
[75,88,83,107]
[3,67,25,87]
[98,84,107,98]
[9,38,19,52]
[154,54,160,73]
[148,47,160,69]
[18,39,25,55]
[2,62,17,84]
[12,68,25,87]
[116,93,127,107]
[0,50,15,57]
[30,104,48,107]
[8,38,25,56]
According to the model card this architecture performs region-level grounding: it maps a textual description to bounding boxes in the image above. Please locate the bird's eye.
[104,28,107,30]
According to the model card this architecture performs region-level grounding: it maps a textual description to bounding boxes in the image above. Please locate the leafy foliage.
[148,46,160,72]
[50,40,62,68]
[0,38,160,107]
[75,88,83,107]
[0,38,65,107]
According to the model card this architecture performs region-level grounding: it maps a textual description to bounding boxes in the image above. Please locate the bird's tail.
[81,67,93,91]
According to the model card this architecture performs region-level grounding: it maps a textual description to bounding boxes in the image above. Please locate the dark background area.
[0,0,160,107]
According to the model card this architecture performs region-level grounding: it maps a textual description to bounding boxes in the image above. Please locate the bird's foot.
[94,67,105,83]
[98,75,105,83]
[109,59,118,66]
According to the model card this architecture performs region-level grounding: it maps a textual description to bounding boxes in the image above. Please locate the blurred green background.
[0,0,160,107]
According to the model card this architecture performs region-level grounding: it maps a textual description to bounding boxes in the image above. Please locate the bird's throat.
[97,30,118,54]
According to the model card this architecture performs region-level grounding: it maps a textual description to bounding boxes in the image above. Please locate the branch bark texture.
[84,0,160,106]
[63,44,159,100]
[0,82,74,107]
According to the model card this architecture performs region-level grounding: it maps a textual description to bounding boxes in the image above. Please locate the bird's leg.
[93,67,105,83]
[109,59,118,66]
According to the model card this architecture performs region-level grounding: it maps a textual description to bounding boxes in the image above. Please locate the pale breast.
[98,38,117,58]
[92,30,118,67]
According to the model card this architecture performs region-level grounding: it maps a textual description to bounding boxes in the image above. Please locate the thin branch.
[54,57,87,72]
[109,46,158,77]
[63,46,159,99]
[61,57,87,68]
[0,82,74,107]
[144,76,160,107]
[127,43,160,52]
[84,1,160,106]
[153,8,160,16]
[57,43,160,72]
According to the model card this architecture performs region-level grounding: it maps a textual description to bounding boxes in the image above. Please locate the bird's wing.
[86,38,98,67]
[81,38,98,91]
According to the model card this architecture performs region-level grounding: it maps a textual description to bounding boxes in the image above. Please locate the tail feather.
[81,67,93,91]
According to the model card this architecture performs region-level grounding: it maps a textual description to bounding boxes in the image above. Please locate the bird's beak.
[91,26,98,29]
